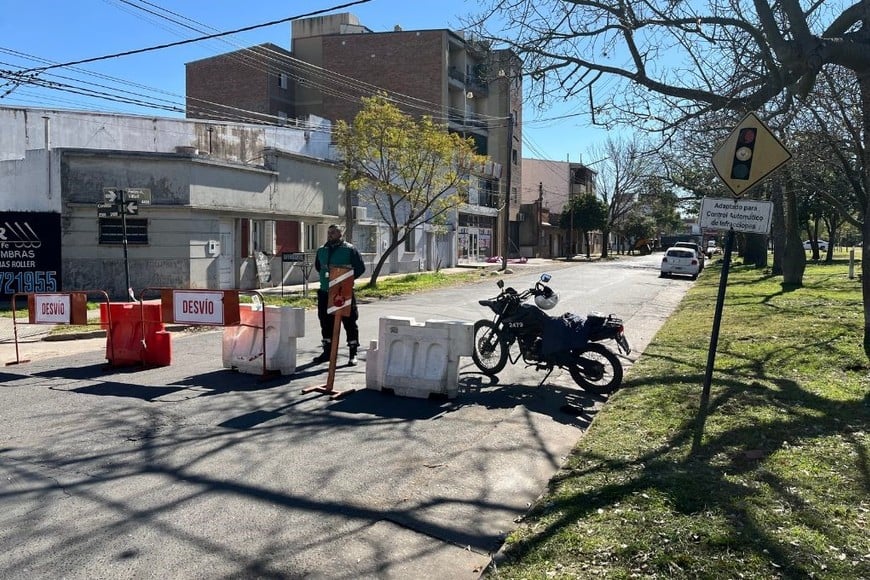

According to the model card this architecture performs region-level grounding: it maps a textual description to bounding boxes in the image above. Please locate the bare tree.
[589,137,654,257]
[467,0,870,358]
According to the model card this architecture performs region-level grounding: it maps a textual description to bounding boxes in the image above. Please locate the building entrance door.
[218,220,235,289]
[468,232,479,262]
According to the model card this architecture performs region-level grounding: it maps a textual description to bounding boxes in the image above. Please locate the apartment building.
[185,13,523,263]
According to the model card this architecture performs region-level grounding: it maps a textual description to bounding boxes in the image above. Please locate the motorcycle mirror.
[497,280,505,289]
[540,273,551,283]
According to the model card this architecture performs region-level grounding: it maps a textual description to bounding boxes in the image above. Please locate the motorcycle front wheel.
[568,343,623,394]
[471,320,508,376]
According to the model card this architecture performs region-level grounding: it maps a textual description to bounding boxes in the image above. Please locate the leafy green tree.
[641,176,684,238]
[617,211,657,254]
[334,95,487,287]
[560,193,608,259]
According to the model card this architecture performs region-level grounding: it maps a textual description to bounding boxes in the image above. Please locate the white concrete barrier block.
[221,304,304,375]
[365,339,380,391]
[368,316,471,399]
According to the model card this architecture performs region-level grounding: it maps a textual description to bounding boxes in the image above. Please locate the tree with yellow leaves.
[334,94,489,287]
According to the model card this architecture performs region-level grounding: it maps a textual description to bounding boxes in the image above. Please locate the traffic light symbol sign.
[730,127,757,180]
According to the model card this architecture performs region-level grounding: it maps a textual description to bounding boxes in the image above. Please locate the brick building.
[185,12,523,262]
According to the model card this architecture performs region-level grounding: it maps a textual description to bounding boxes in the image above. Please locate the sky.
[0,0,610,163]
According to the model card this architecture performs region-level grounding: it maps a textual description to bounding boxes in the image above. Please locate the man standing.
[313,224,366,365]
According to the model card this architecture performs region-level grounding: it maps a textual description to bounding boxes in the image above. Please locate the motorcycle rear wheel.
[569,343,623,394]
[471,320,508,376]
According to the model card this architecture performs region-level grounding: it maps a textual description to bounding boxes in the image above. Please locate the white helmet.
[534,288,559,310]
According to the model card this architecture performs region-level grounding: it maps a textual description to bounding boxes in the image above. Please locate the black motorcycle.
[471,273,631,394]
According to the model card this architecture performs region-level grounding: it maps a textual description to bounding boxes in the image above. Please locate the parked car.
[674,241,705,270]
[661,247,701,280]
[803,240,829,251]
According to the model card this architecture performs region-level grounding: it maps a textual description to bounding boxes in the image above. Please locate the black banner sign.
[0,211,62,301]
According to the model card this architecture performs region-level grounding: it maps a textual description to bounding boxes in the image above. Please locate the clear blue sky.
[0,0,608,162]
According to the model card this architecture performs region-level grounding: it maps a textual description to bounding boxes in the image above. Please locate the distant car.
[803,240,829,251]
[673,241,705,270]
[661,247,700,280]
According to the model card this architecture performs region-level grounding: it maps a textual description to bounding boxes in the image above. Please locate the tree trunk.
[782,186,806,287]
[600,228,610,258]
[366,241,402,288]
[771,181,786,275]
[859,70,870,361]
[742,234,768,267]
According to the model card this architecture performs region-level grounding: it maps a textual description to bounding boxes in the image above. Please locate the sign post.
[695,117,791,452]
[280,252,306,298]
[98,188,150,300]
[302,266,356,400]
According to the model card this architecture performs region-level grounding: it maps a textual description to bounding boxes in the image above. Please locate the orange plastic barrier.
[99,300,171,367]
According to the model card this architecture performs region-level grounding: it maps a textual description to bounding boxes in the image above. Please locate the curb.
[40,324,194,342]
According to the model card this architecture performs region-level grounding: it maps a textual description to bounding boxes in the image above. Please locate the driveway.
[0,254,691,579]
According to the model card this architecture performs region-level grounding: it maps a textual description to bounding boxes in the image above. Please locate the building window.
[98,218,148,245]
[404,232,416,253]
[355,225,377,253]
[278,73,288,89]
[305,224,319,251]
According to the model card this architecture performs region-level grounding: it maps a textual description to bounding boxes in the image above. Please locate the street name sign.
[96,202,121,217]
[699,197,773,235]
[125,188,152,205]
[711,112,791,196]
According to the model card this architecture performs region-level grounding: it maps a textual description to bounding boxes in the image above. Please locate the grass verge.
[489,259,869,579]
[249,269,491,309]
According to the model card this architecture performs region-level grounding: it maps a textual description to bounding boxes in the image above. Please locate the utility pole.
[501,112,514,271]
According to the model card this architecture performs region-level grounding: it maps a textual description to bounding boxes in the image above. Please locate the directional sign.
[699,197,773,234]
[103,188,120,203]
[124,201,139,215]
[712,112,792,196]
[96,202,121,217]
[125,188,152,205]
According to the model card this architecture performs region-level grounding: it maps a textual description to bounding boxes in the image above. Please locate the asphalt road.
[1,254,692,579]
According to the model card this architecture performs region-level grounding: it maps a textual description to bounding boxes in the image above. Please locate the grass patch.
[489,259,869,579]
[243,270,489,309]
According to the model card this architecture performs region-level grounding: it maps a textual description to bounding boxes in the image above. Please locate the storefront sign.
[0,212,62,301]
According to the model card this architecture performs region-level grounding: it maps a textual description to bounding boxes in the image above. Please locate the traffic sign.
[125,188,152,205]
[103,188,120,203]
[124,201,139,215]
[96,202,120,217]
[699,197,773,234]
[712,112,792,196]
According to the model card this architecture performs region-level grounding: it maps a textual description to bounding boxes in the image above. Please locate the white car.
[803,240,829,251]
[660,247,701,280]
[673,241,705,270]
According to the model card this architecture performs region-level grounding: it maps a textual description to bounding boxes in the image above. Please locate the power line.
[14,0,372,76]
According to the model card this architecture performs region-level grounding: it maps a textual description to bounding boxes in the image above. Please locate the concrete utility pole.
[501,112,514,271]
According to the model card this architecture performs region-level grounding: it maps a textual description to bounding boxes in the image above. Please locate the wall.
[319,30,446,124]
[0,106,334,168]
